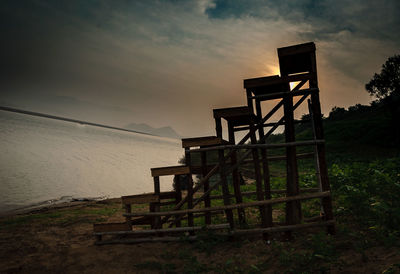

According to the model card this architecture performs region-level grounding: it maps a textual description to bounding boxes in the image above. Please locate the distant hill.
[124,123,181,139]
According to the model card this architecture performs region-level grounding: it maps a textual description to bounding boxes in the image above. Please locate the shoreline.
[0,196,115,217]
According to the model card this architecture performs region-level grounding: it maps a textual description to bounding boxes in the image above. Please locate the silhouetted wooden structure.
[93,42,335,245]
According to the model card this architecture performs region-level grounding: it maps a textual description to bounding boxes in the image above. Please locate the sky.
[1,0,399,137]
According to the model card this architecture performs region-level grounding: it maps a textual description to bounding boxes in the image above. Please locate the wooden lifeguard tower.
[93,42,335,244]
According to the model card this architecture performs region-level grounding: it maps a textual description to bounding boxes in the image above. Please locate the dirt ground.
[0,199,399,273]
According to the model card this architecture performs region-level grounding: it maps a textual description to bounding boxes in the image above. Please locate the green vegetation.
[330,158,400,236]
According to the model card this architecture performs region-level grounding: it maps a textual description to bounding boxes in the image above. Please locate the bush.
[329,158,400,234]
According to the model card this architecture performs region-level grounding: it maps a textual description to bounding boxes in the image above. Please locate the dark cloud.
[1,0,399,136]
[205,0,400,41]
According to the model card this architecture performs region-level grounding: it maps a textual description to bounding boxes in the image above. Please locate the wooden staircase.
[93,42,335,245]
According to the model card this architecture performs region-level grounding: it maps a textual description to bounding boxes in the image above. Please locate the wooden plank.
[95,221,334,245]
[231,220,335,235]
[204,188,320,200]
[151,165,190,177]
[247,88,317,101]
[93,222,131,233]
[121,193,159,205]
[182,136,228,148]
[233,119,308,132]
[244,75,282,89]
[93,223,230,236]
[277,42,315,57]
[124,191,331,217]
[213,106,253,119]
[190,140,325,153]
[95,221,335,245]
[96,236,198,245]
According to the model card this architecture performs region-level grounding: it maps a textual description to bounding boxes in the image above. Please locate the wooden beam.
[125,191,331,217]
[231,220,335,235]
[182,136,228,148]
[203,188,320,201]
[95,236,198,245]
[190,140,325,153]
[95,221,335,245]
[247,88,318,101]
[94,223,229,236]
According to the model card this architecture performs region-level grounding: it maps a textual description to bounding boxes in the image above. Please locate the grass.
[0,205,120,229]
[129,154,400,273]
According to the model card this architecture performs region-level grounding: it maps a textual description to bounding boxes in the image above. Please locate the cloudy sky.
[1,0,399,136]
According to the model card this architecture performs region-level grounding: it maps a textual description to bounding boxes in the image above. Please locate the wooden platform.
[244,75,286,92]
[213,106,257,126]
[181,136,228,148]
[150,165,190,177]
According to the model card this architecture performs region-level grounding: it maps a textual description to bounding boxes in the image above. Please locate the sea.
[0,110,183,214]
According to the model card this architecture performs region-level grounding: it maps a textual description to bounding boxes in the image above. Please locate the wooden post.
[246,89,254,113]
[228,122,246,225]
[184,148,195,231]
[125,204,132,229]
[306,59,334,234]
[283,94,301,227]
[201,151,211,225]
[255,100,273,230]
[175,175,182,227]
[218,148,235,229]
[249,122,268,236]
[309,50,335,235]
[215,117,222,138]
[153,176,161,229]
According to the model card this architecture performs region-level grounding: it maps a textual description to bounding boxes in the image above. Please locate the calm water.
[0,110,182,213]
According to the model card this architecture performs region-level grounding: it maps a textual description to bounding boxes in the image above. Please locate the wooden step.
[213,106,257,126]
[213,106,253,119]
[244,74,285,91]
[182,136,228,148]
[151,165,190,177]
[278,42,315,75]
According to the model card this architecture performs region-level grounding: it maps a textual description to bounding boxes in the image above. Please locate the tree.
[365,54,400,146]
[365,55,400,100]
[328,106,346,120]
